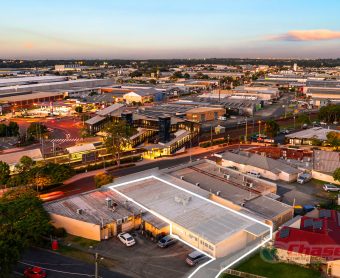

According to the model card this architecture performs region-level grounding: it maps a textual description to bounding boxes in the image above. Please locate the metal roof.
[113,175,267,245]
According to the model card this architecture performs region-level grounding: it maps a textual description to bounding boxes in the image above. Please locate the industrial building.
[219,151,301,182]
[164,160,293,228]
[186,107,225,122]
[44,188,169,241]
[110,170,271,259]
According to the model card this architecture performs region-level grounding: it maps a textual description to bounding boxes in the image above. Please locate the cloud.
[269,29,340,41]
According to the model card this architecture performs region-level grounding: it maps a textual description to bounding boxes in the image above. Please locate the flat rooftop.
[111,175,269,245]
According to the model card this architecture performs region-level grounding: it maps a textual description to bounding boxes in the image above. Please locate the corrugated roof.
[0,148,43,165]
[114,175,267,245]
[44,188,142,226]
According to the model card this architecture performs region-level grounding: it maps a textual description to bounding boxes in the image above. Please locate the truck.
[297,173,312,184]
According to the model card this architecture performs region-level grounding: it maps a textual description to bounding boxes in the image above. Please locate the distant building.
[0,148,43,172]
[186,107,225,122]
[54,64,87,72]
[286,127,339,145]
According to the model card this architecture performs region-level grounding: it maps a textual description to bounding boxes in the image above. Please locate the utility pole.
[258,120,261,135]
[210,124,213,146]
[245,117,248,143]
[95,253,99,278]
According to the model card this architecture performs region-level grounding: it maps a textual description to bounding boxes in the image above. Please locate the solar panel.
[313,221,323,230]
[303,218,313,228]
[320,210,331,218]
[279,228,290,239]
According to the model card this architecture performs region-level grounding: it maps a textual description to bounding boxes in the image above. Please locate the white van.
[247,171,261,178]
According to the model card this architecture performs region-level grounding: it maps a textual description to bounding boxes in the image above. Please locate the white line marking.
[108,174,272,278]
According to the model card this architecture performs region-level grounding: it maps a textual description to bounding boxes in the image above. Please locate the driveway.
[276,179,332,206]
[92,232,199,278]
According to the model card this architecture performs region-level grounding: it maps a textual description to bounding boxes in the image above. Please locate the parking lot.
[93,231,200,278]
[275,179,334,207]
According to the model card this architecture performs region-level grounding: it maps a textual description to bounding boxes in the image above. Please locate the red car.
[24,266,47,278]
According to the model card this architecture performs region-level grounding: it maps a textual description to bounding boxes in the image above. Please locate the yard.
[221,253,322,278]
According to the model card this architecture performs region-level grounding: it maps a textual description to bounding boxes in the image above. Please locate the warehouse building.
[44,188,169,241]
[220,151,301,182]
[186,107,225,122]
[165,160,293,228]
[110,171,271,259]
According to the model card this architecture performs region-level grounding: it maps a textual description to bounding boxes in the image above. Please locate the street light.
[258,120,261,135]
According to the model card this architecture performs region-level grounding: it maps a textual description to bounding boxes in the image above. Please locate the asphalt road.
[14,247,130,278]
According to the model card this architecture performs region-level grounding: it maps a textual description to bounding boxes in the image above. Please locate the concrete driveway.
[276,179,332,206]
[92,231,199,278]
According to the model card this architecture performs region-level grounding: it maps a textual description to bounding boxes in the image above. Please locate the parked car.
[246,171,261,178]
[323,184,340,192]
[186,251,207,266]
[297,173,312,184]
[157,235,177,248]
[24,266,47,278]
[118,232,136,246]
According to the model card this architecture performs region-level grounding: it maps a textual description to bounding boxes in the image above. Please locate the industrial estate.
[1,1,340,278]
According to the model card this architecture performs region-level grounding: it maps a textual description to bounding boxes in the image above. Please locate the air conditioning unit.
[180,176,184,180]
[216,191,221,196]
[224,174,230,180]
[195,182,200,186]
[77,209,83,215]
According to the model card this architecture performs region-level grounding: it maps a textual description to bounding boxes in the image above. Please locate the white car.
[118,232,136,246]
[323,184,340,192]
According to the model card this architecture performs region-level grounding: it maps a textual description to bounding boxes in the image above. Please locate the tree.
[103,121,135,167]
[34,175,53,190]
[264,120,280,138]
[297,113,311,127]
[8,121,19,136]
[183,73,190,79]
[311,136,322,146]
[170,71,183,80]
[75,106,83,114]
[17,156,35,172]
[326,131,340,150]
[26,122,48,139]
[0,187,51,277]
[0,161,10,185]
[149,79,157,85]
[318,104,340,123]
[94,172,113,188]
[333,168,340,182]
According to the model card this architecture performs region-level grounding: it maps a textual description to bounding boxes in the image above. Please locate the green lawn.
[221,254,322,278]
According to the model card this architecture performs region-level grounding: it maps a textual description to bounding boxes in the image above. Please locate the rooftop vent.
[174,195,191,206]
[216,191,221,196]
[106,197,113,208]
[77,208,83,215]
[195,182,200,186]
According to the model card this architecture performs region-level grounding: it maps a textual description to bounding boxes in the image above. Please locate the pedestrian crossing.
[47,138,82,143]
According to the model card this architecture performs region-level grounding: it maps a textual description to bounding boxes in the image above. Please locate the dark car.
[157,235,177,248]
[185,251,207,266]
[24,266,47,278]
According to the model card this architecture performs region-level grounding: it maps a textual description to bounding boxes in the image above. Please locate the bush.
[52,227,67,238]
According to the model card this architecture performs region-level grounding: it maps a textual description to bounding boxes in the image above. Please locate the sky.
[1,0,340,59]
